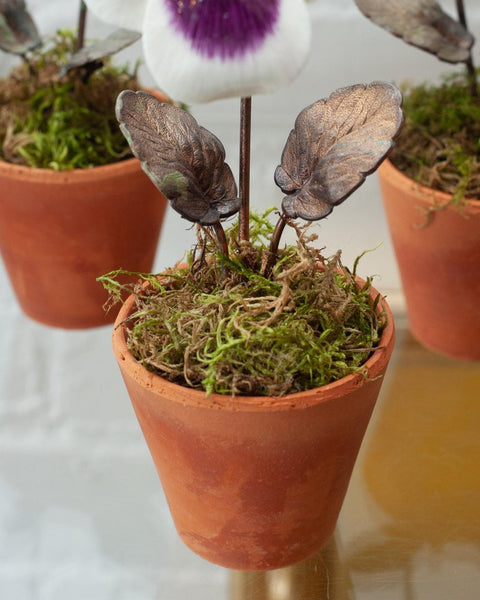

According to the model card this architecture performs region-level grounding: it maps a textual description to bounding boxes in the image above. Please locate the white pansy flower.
[83,0,312,103]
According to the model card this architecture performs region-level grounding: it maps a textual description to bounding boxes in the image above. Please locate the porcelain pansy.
[83,0,312,102]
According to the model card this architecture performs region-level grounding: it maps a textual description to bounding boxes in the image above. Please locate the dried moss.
[0,30,141,169]
[389,70,480,202]
[101,213,386,397]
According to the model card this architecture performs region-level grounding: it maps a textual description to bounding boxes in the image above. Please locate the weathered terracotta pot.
[0,152,167,329]
[378,159,480,362]
[112,280,395,570]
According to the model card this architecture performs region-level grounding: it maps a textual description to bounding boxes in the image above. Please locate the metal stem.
[456,0,467,27]
[456,0,477,97]
[213,222,229,258]
[75,1,88,51]
[238,97,252,243]
[264,213,288,277]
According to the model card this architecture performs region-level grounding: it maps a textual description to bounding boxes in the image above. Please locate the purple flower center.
[164,0,280,60]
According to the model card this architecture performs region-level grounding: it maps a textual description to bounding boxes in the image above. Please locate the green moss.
[101,212,386,397]
[390,70,480,201]
[0,30,142,169]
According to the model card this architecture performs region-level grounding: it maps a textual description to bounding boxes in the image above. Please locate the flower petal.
[142,0,312,103]
[83,0,147,32]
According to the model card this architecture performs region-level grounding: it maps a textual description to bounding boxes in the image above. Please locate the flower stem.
[213,221,229,258]
[238,96,252,243]
[75,1,88,51]
[456,0,477,97]
[264,213,288,277]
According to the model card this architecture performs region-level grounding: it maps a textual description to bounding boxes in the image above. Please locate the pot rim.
[0,154,142,183]
[379,158,480,212]
[112,275,395,412]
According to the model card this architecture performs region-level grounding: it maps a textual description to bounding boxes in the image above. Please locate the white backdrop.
[1,1,479,598]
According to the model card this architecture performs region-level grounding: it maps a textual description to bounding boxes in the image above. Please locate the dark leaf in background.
[0,0,41,55]
[354,0,474,63]
[60,28,141,77]
[116,91,239,225]
[275,82,403,221]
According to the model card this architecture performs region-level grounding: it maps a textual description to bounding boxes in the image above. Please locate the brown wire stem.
[456,0,477,97]
[238,96,252,243]
[213,221,229,258]
[75,1,88,51]
[264,213,289,277]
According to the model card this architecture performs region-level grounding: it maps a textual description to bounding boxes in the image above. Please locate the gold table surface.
[230,319,480,599]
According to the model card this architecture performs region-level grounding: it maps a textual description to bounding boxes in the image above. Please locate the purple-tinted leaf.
[0,0,41,55]
[275,82,403,221]
[354,0,474,63]
[116,90,239,225]
[59,28,141,77]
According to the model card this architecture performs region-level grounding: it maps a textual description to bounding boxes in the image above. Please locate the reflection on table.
[231,534,353,599]
[229,322,480,599]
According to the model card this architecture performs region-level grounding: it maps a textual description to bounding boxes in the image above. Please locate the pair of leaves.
[0,0,41,55]
[116,83,402,226]
[354,0,474,64]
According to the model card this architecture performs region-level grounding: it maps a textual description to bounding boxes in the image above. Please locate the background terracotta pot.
[378,159,480,362]
[0,153,167,329]
[112,281,395,571]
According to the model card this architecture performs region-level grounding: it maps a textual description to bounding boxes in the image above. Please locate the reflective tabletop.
[230,320,480,599]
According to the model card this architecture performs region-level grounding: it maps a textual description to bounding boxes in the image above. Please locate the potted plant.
[0,1,169,328]
[355,0,480,362]
[87,0,402,571]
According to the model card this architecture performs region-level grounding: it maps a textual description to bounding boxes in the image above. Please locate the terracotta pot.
[0,119,168,328]
[112,280,395,570]
[378,159,480,362]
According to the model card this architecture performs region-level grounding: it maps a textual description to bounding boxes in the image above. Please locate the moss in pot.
[104,212,386,398]
[89,0,403,569]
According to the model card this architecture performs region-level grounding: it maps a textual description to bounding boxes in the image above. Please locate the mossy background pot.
[378,159,480,362]
[0,157,167,329]
[112,280,395,571]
